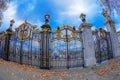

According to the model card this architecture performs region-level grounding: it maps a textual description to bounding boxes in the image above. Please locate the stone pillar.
[102,9,120,57]
[79,13,96,67]
[80,23,96,67]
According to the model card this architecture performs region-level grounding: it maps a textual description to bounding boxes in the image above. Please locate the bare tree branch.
[98,0,120,16]
[0,0,11,19]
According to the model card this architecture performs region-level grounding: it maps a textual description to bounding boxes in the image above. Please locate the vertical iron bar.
[81,32,84,67]
[106,32,110,59]
[4,33,11,61]
[46,32,47,67]
[109,33,113,58]
[28,39,30,65]
[30,37,33,65]
[14,38,16,62]
[106,32,113,59]
[98,34,101,63]
[20,41,23,64]
[66,28,69,69]
[13,35,15,61]
[0,41,1,58]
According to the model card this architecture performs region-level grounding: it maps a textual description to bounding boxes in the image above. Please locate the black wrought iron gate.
[0,22,84,69]
[0,31,5,58]
[50,26,84,69]
[0,22,115,70]
[93,28,113,63]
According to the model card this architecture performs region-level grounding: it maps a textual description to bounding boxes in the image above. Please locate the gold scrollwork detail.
[64,38,70,42]
[56,27,61,40]
[6,31,16,34]
[42,27,50,32]
[33,30,42,33]
[99,28,105,38]
[72,27,77,40]
[38,39,41,43]
[63,35,70,42]
[0,32,5,41]
[17,27,31,41]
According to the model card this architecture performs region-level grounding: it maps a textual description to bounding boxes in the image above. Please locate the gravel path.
[0,57,120,80]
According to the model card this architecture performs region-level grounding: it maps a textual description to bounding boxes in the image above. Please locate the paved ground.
[0,57,120,80]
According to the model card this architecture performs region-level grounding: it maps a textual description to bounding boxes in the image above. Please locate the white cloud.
[1,2,42,31]
[60,1,97,17]
[52,0,100,27]
[116,23,120,32]
[0,0,104,31]
[92,26,96,30]
[2,2,23,30]
[26,1,36,12]
[103,26,107,31]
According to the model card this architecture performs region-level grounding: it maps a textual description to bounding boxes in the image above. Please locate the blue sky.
[0,0,120,31]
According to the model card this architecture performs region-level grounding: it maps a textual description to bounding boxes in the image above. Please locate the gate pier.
[79,13,96,67]
[40,14,51,69]
[102,9,120,57]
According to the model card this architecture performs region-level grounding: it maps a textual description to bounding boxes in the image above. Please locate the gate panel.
[22,40,29,64]
[15,39,21,63]
[31,33,41,66]
[106,33,113,59]
[9,34,16,61]
[69,39,83,68]
[93,29,113,63]
[51,40,67,69]
[0,40,5,58]
[50,26,84,69]
[0,32,6,58]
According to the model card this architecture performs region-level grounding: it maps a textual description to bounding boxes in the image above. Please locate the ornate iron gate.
[9,33,17,62]
[0,31,5,58]
[31,32,41,66]
[0,22,114,69]
[50,26,84,69]
[8,22,41,66]
[93,28,113,63]
[0,12,116,69]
